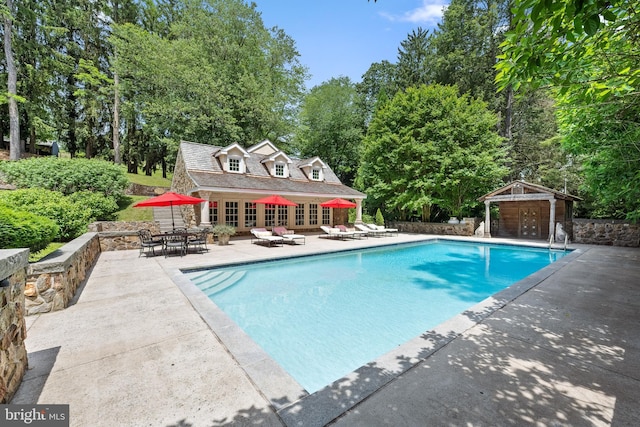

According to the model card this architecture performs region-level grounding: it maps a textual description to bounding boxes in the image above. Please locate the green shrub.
[0,157,128,200]
[0,188,91,241]
[68,191,119,221]
[375,208,385,226]
[348,210,374,224]
[0,204,59,252]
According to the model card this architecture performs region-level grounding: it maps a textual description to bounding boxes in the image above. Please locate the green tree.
[356,60,397,126]
[112,0,307,171]
[295,77,364,186]
[396,27,432,90]
[357,84,506,221]
[497,0,640,219]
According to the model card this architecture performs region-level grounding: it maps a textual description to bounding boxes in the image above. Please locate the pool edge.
[168,236,583,426]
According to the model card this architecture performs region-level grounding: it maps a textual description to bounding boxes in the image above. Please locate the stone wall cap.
[0,249,30,280]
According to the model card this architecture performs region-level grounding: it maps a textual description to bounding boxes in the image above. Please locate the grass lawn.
[29,242,65,262]
[126,170,172,187]
[117,195,154,221]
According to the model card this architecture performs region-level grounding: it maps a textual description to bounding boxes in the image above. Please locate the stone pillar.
[484,200,492,237]
[355,199,363,224]
[549,198,556,240]
[200,200,211,227]
[0,249,29,404]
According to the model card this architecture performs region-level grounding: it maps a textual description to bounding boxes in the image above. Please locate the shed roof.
[478,180,582,202]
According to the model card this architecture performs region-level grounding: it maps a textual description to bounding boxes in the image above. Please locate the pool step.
[187,270,246,295]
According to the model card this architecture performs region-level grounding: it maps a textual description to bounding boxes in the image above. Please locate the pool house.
[479,180,582,240]
[171,140,366,232]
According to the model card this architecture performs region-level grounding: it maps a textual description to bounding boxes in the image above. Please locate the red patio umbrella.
[320,198,357,209]
[134,191,206,230]
[251,195,298,206]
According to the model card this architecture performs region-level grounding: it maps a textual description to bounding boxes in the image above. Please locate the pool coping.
[170,236,583,426]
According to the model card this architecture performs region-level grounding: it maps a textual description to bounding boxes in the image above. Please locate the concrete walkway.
[11,234,640,426]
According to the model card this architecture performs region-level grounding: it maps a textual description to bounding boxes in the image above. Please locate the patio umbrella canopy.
[134,191,206,230]
[320,198,357,209]
[251,195,298,206]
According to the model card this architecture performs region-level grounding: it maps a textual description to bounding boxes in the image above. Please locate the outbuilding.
[171,139,366,231]
[478,180,581,241]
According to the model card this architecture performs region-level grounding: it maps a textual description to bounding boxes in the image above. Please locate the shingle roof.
[478,180,582,202]
[179,141,365,198]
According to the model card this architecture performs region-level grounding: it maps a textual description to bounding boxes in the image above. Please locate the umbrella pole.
[171,202,175,231]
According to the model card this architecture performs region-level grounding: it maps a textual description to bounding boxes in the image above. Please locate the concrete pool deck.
[11,233,640,426]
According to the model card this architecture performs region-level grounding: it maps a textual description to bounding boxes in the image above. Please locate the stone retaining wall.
[0,249,29,403]
[573,219,640,247]
[88,221,161,251]
[25,233,101,315]
[389,218,479,236]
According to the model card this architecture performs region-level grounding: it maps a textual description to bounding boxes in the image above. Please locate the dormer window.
[275,163,285,177]
[229,157,241,172]
[311,168,321,181]
[215,143,249,174]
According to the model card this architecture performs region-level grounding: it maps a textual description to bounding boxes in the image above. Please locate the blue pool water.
[185,240,567,393]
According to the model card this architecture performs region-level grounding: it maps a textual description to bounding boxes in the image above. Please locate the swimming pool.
[185,240,568,393]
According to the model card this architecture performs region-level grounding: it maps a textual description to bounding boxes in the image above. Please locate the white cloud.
[380,1,448,24]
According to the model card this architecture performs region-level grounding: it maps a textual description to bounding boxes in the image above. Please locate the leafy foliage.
[497,0,640,220]
[0,157,129,200]
[295,77,364,186]
[68,191,120,221]
[0,189,91,241]
[357,84,506,221]
[0,203,59,252]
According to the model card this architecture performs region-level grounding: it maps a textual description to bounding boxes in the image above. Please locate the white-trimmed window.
[275,163,285,177]
[311,168,321,181]
[309,204,318,225]
[322,207,331,225]
[225,201,238,227]
[278,205,288,226]
[295,204,305,226]
[265,204,276,227]
[245,202,256,228]
[228,157,241,172]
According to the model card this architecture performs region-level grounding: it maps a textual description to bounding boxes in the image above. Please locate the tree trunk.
[4,0,21,160]
[504,85,513,141]
[113,70,121,163]
[112,0,121,164]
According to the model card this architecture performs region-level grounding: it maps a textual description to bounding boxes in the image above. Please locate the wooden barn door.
[519,207,540,238]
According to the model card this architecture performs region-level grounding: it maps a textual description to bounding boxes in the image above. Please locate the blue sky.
[256,0,449,89]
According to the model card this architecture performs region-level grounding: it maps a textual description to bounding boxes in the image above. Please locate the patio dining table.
[153,229,209,256]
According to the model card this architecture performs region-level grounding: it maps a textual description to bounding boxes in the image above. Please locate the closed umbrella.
[320,198,357,208]
[134,191,206,230]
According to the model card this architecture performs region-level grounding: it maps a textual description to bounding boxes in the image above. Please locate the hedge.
[0,204,59,252]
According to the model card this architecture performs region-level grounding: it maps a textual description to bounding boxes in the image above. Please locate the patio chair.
[137,229,163,257]
[355,223,386,237]
[272,226,306,245]
[366,223,398,236]
[188,228,209,254]
[164,233,188,257]
[250,228,284,247]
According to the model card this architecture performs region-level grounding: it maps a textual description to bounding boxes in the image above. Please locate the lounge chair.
[250,228,284,247]
[336,225,367,239]
[272,226,306,245]
[355,223,386,237]
[320,225,354,240]
[366,223,398,236]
